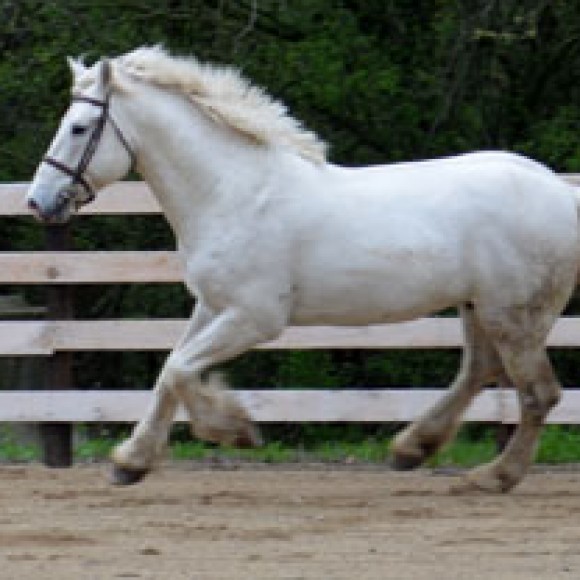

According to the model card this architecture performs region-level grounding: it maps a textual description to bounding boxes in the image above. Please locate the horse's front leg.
[111,305,279,484]
[111,303,212,484]
[111,379,179,485]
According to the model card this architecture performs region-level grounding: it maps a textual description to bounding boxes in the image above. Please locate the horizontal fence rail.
[1,178,580,435]
[0,388,578,424]
[3,175,580,216]
[0,388,580,424]
[0,252,182,284]
[1,317,580,355]
[0,182,162,215]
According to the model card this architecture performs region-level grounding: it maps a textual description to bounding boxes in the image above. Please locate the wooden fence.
[2,178,580,465]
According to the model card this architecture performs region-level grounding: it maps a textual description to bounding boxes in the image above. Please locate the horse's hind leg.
[455,307,561,493]
[391,305,503,470]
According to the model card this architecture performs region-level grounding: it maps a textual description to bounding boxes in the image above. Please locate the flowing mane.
[110,46,327,163]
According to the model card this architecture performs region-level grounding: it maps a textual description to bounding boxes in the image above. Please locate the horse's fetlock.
[546,387,561,411]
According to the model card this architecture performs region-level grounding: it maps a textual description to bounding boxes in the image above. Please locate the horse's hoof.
[110,464,150,486]
[450,467,518,495]
[391,452,424,471]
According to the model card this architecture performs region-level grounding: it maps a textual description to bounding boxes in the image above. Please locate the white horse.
[27,46,580,492]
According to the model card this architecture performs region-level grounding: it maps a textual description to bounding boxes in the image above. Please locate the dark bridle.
[43,94,136,206]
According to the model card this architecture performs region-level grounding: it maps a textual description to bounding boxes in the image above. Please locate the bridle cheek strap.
[43,94,135,205]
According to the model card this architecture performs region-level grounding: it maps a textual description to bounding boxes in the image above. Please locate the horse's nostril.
[27,198,39,211]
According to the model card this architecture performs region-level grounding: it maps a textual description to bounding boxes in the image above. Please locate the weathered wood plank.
[0,389,493,422]
[0,322,50,355]
[1,317,580,355]
[0,251,183,283]
[0,182,160,215]
[2,176,579,215]
[49,318,464,351]
[8,248,580,287]
[0,388,575,423]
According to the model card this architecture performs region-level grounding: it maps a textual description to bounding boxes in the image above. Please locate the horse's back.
[322,150,575,236]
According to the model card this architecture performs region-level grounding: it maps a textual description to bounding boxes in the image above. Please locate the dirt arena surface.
[1,462,580,579]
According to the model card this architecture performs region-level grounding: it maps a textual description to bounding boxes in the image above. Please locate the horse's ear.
[67,57,86,81]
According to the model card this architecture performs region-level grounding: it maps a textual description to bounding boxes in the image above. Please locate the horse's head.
[27,57,135,223]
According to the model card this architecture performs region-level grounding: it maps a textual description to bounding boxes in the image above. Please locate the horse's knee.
[159,354,207,408]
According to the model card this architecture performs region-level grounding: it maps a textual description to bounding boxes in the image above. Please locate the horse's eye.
[71,124,87,136]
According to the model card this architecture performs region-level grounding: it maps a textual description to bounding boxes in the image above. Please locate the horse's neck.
[126,87,271,243]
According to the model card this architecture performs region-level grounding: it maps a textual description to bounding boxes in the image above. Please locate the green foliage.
[4,424,580,465]
[0,427,38,462]
[429,425,580,467]
[75,437,117,461]
[536,425,580,463]
[429,428,497,468]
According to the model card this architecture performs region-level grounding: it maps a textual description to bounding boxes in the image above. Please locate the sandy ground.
[1,462,580,579]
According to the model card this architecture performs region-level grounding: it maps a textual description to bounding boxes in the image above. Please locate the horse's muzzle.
[26,193,73,224]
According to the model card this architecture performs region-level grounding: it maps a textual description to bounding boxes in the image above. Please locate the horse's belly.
[289,255,467,326]
[290,297,448,326]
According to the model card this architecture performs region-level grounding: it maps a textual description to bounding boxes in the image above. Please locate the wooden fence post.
[41,223,74,467]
